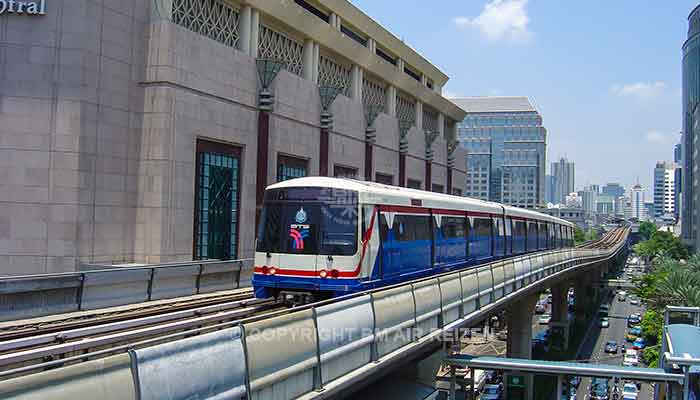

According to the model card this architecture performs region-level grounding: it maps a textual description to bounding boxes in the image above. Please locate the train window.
[393,215,432,242]
[379,213,389,242]
[528,221,537,237]
[514,220,526,237]
[473,217,492,237]
[442,216,466,239]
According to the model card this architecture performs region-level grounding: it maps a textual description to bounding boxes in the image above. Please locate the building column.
[303,39,314,82]
[350,65,363,101]
[312,42,320,84]
[425,160,432,191]
[238,6,252,55]
[386,85,397,117]
[505,293,539,400]
[250,9,260,57]
[255,111,270,226]
[550,282,570,350]
[415,101,423,132]
[367,38,377,54]
[320,127,329,176]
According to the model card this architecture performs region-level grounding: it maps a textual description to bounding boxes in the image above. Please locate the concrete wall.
[0,3,467,274]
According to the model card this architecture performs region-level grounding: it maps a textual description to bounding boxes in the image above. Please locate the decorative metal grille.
[318,55,351,97]
[258,25,304,76]
[423,106,438,133]
[172,0,240,48]
[362,76,386,109]
[396,93,416,123]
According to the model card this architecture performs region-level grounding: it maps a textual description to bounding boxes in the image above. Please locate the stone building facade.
[0,0,467,274]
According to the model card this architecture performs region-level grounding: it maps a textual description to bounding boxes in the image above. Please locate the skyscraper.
[455,97,547,209]
[629,184,647,221]
[653,161,676,218]
[675,142,683,221]
[683,5,700,247]
[545,175,556,204]
[582,185,598,218]
[551,157,575,204]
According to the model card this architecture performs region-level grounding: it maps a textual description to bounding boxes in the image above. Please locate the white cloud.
[453,0,532,43]
[610,81,667,100]
[645,130,677,145]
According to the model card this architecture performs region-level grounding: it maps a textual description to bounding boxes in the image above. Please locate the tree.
[574,227,586,245]
[633,231,689,261]
[639,221,658,241]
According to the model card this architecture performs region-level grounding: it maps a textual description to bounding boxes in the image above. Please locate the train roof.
[268,177,573,227]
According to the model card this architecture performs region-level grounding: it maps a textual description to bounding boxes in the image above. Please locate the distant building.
[581,185,598,218]
[653,161,676,218]
[552,157,575,204]
[602,183,626,199]
[537,207,586,229]
[565,192,582,209]
[675,142,683,221]
[645,202,656,221]
[589,184,600,194]
[616,196,627,218]
[629,184,647,220]
[596,195,615,217]
[455,97,547,208]
[545,175,557,204]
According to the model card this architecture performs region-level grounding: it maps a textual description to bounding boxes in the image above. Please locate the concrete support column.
[312,42,320,84]
[250,9,260,57]
[238,6,252,55]
[550,282,570,350]
[303,39,314,82]
[506,293,538,400]
[386,85,397,117]
[350,65,363,101]
[574,274,593,327]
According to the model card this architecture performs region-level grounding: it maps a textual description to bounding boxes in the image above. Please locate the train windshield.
[256,187,358,256]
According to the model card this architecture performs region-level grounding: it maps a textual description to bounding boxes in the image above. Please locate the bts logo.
[289,225,310,250]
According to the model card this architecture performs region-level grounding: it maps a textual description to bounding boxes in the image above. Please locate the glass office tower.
[455,97,546,209]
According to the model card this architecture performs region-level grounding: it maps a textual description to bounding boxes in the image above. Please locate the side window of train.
[441,217,466,239]
[379,213,389,242]
[473,217,492,237]
[393,215,431,242]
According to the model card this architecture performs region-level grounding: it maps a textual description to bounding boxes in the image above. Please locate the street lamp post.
[255,58,285,226]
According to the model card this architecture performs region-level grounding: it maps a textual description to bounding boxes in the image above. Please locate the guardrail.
[0,258,253,322]
[0,231,628,400]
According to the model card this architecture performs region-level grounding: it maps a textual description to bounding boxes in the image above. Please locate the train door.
[378,211,399,280]
[504,217,513,257]
[493,217,505,257]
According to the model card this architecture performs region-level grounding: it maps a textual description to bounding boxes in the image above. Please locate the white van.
[623,349,639,366]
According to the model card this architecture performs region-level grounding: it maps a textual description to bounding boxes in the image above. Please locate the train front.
[253,180,364,304]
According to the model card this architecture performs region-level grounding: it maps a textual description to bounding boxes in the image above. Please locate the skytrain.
[253,177,575,303]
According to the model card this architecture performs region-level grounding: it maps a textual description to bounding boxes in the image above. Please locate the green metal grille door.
[196,152,239,260]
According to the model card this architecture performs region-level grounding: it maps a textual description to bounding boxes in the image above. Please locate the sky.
[350,0,696,196]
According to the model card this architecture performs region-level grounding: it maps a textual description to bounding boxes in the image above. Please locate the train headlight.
[319,270,328,278]
[330,269,340,278]
[268,267,276,275]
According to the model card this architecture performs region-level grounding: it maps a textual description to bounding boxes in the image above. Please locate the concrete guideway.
[0,228,629,399]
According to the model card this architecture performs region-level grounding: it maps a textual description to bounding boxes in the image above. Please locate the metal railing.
[0,258,253,322]
[0,231,629,400]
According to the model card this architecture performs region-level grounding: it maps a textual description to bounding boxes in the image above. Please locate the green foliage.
[633,231,689,261]
[574,227,586,245]
[585,229,599,242]
[642,345,660,368]
[640,309,662,344]
[639,221,658,241]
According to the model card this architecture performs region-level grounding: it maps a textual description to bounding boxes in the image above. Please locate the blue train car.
[253,177,575,303]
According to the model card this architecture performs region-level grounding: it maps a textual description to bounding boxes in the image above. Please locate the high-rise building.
[616,196,627,218]
[582,185,598,218]
[551,158,575,204]
[675,142,683,221]
[683,5,700,247]
[589,184,600,194]
[629,184,647,220]
[602,183,626,199]
[596,195,615,217]
[545,175,557,204]
[455,97,547,208]
[653,161,676,218]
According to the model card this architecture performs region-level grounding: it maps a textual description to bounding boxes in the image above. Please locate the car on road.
[619,292,626,301]
[622,382,639,399]
[599,317,610,328]
[480,383,502,400]
[535,302,547,314]
[623,350,639,367]
[604,340,619,353]
[589,378,610,400]
[539,313,551,324]
[630,298,640,305]
[629,326,642,336]
[632,337,646,350]
[496,330,508,341]
[599,304,610,317]
[627,313,642,327]
[625,333,638,342]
